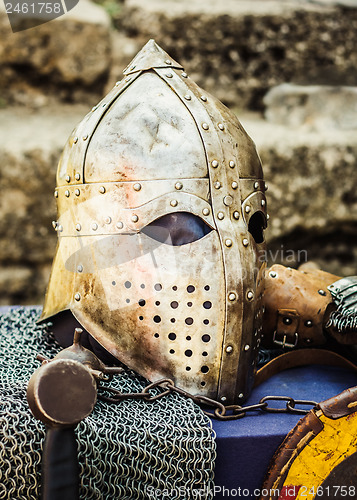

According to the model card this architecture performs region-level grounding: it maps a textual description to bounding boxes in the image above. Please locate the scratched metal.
[42,40,267,404]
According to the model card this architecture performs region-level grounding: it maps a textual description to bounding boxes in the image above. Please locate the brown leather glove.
[262,264,340,349]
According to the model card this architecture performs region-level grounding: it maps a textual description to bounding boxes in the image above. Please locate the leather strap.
[258,385,357,499]
[254,348,357,387]
[262,265,340,349]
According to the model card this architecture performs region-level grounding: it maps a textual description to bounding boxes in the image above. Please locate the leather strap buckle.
[273,330,299,348]
[273,309,300,348]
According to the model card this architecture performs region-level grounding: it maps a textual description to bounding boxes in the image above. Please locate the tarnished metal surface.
[51,327,124,378]
[27,359,97,428]
[41,40,267,404]
[328,276,357,312]
[122,39,183,75]
[27,328,122,428]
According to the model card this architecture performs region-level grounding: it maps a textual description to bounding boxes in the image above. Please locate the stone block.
[0,0,112,105]
[264,84,357,130]
[243,116,357,275]
[0,104,88,303]
[0,103,356,304]
[0,266,33,304]
[119,0,357,110]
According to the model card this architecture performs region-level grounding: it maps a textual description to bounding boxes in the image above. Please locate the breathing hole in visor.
[141,212,212,246]
[248,211,266,244]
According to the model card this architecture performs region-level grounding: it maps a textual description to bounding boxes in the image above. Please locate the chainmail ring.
[0,307,216,499]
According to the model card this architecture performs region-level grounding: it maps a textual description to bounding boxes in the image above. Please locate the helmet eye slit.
[141,212,212,245]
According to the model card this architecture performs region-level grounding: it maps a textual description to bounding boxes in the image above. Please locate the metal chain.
[98,378,318,421]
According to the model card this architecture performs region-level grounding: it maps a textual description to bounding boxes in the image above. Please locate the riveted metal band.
[154,66,262,403]
[56,178,210,207]
[240,178,266,203]
[241,191,268,227]
[56,187,214,236]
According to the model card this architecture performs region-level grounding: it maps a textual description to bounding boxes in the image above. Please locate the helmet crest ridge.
[123,39,183,75]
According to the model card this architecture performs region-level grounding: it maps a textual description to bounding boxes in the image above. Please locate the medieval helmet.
[41,40,267,404]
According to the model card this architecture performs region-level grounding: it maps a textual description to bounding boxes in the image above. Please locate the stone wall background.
[0,0,356,305]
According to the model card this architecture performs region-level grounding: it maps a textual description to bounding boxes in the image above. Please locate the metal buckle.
[273,330,299,348]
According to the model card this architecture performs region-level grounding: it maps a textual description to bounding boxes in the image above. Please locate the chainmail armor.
[0,307,216,499]
[327,305,357,334]
[327,276,357,335]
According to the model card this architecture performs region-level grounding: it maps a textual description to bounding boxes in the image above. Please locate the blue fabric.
[212,365,357,499]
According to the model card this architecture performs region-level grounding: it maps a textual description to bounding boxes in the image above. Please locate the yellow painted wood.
[282,411,357,499]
